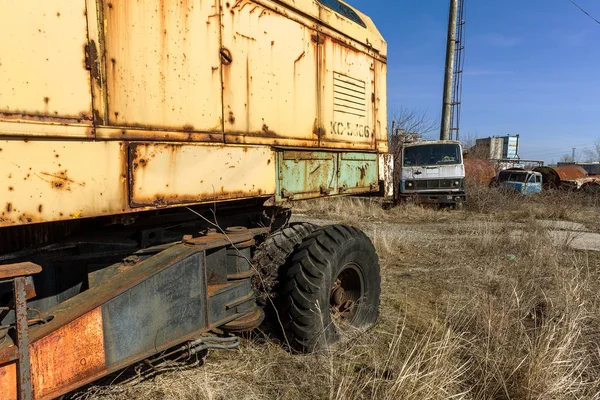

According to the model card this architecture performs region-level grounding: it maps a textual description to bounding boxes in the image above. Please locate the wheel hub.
[330,265,363,321]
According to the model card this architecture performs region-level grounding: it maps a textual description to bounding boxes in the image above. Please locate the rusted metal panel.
[267,0,387,57]
[30,308,106,400]
[102,253,205,367]
[85,0,108,126]
[374,61,388,153]
[464,158,496,186]
[277,151,338,200]
[534,166,588,189]
[128,143,275,207]
[222,1,319,142]
[378,153,394,199]
[0,229,266,399]
[95,127,224,143]
[0,362,17,400]
[0,262,41,280]
[552,165,587,181]
[0,121,93,139]
[103,0,223,132]
[337,152,378,194]
[0,140,127,227]
[14,277,33,400]
[0,1,92,122]
[319,35,376,149]
[224,135,320,147]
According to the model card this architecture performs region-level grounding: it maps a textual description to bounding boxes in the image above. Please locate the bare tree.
[583,139,600,162]
[461,130,480,151]
[460,130,493,159]
[388,107,438,155]
[560,153,575,164]
[387,108,438,200]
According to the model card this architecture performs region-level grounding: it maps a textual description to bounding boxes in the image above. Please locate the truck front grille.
[405,179,462,190]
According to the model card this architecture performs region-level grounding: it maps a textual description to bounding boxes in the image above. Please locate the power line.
[569,0,600,25]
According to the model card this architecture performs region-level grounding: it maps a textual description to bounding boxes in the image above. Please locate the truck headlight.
[454,180,460,187]
[407,182,413,188]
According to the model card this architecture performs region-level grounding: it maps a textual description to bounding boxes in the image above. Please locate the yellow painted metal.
[129,143,275,207]
[319,37,376,149]
[375,61,388,150]
[267,0,387,58]
[222,2,319,142]
[0,0,388,227]
[0,121,93,139]
[103,0,223,132]
[0,140,127,226]
[0,0,92,122]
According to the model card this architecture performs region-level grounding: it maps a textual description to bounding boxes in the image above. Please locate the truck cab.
[495,168,542,194]
[399,140,466,204]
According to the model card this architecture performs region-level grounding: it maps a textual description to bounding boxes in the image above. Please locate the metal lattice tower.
[450,0,465,141]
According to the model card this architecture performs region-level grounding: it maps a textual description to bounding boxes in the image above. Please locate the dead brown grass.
[74,192,600,400]
[466,184,600,226]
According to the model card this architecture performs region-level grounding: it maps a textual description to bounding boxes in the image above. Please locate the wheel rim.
[330,263,364,323]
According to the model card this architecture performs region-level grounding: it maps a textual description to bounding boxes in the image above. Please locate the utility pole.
[440,0,458,141]
[572,147,576,162]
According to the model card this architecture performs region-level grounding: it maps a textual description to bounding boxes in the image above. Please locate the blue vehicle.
[495,168,542,194]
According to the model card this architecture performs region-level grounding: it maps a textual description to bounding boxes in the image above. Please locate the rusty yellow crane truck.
[0,1,387,398]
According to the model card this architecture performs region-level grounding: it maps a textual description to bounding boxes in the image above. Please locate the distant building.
[465,134,544,171]
[471,135,520,160]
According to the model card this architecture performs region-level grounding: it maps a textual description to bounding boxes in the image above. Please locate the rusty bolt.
[220,48,233,65]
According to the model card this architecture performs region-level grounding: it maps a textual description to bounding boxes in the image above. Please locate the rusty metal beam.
[0,263,41,280]
[14,277,32,400]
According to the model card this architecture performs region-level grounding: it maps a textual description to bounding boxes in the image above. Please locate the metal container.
[534,165,587,189]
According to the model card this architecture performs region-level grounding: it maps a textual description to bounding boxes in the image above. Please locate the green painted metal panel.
[337,152,378,194]
[276,150,379,201]
[277,151,338,201]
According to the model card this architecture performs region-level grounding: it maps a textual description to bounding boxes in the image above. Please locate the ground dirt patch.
[74,191,600,400]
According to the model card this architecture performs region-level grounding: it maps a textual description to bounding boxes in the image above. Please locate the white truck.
[397,140,466,205]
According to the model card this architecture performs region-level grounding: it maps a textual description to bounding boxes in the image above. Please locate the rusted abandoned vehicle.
[0,0,387,398]
[493,168,543,195]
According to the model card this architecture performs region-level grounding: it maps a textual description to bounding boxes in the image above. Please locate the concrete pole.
[440,0,458,141]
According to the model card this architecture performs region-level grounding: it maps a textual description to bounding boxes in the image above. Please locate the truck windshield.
[498,171,527,183]
[403,144,462,167]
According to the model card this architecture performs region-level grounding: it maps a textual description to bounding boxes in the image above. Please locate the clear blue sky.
[349,0,600,163]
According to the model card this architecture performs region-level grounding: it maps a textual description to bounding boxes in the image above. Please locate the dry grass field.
[74,187,600,400]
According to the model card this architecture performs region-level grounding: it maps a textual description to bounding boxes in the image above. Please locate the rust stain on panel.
[38,171,86,191]
[128,143,275,208]
[0,261,42,280]
[0,140,126,227]
[0,2,92,119]
[95,127,224,142]
[222,3,319,141]
[30,308,106,400]
[0,112,92,125]
[104,0,223,132]
[0,362,17,400]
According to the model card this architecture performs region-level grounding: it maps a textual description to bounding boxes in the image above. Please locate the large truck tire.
[277,224,380,352]
[253,222,318,302]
